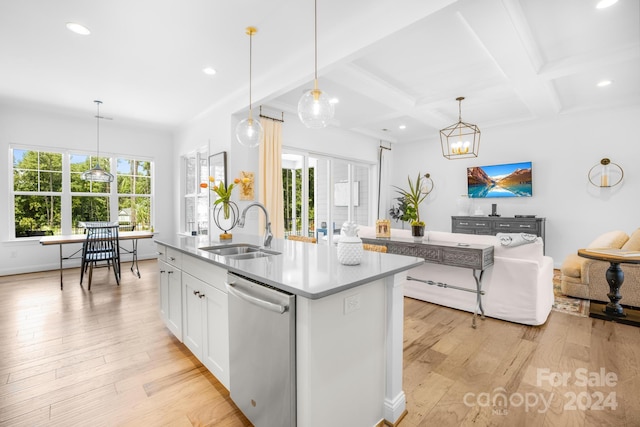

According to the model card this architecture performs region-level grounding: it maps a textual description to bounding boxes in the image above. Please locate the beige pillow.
[587,230,629,249]
[622,228,640,251]
[561,253,585,278]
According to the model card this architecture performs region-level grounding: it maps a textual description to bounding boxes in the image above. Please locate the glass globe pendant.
[235,114,263,148]
[297,0,334,129]
[298,82,334,129]
[236,26,263,147]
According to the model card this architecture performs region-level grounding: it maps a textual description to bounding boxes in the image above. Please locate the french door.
[282,149,374,243]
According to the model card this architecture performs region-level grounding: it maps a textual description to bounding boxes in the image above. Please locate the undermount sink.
[226,251,274,260]
[199,243,280,258]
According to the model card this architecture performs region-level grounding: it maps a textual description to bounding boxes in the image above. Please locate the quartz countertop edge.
[155,234,424,300]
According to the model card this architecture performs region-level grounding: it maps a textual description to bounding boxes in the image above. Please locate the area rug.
[552,270,589,317]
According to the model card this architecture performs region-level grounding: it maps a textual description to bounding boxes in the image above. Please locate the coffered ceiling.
[1,0,638,143]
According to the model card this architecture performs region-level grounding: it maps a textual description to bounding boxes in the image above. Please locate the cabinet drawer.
[166,247,183,268]
[156,244,167,262]
[494,221,538,233]
[182,255,227,293]
[453,219,490,232]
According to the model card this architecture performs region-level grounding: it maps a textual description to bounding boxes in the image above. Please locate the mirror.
[209,151,227,185]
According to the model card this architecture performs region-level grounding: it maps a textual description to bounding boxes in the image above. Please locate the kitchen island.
[155,234,423,427]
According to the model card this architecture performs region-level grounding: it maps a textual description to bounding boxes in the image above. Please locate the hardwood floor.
[1,261,639,426]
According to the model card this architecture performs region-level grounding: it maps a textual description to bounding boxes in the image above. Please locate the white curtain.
[259,118,285,238]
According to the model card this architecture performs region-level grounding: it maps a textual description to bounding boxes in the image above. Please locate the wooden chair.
[288,235,317,244]
[363,243,387,253]
[81,224,121,290]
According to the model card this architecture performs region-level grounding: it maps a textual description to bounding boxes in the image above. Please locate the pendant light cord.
[249,29,253,118]
[95,100,102,162]
[314,0,318,82]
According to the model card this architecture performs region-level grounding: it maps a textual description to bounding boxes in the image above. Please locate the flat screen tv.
[467,161,532,198]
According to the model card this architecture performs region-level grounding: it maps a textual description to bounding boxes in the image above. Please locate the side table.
[578,248,640,327]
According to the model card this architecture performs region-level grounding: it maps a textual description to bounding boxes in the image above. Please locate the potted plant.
[392,172,428,237]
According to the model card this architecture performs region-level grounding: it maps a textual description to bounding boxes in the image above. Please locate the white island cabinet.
[156,243,230,389]
[155,235,423,427]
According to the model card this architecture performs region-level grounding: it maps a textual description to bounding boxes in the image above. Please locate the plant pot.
[411,225,425,238]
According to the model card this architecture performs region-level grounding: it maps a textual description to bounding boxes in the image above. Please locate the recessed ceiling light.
[399,124,406,130]
[597,80,613,87]
[66,22,91,35]
[329,98,339,104]
[202,67,217,76]
[596,0,618,9]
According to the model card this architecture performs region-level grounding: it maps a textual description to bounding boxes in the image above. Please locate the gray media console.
[451,215,546,248]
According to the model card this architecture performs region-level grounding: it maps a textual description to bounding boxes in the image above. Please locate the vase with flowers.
[201,177,241,240]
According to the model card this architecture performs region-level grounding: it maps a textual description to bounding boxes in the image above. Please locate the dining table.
[40,230,154,289]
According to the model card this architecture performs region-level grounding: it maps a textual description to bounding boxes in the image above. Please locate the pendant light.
[297,0,334,129]
[82,100,114,182]
[439,96,481,160]
[235,27,263,148]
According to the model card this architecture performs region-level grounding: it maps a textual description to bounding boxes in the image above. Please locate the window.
[70,152,112,233]
[183,150,209,235]
[117,157,152,232]
[13,149,62,237]
[10,145,153,238]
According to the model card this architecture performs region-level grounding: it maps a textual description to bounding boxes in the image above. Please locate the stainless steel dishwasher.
[226,272,296,427]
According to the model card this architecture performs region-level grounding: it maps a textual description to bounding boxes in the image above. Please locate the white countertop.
[155,234,424,299]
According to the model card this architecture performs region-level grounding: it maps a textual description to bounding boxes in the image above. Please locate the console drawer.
[453,218,490,233]
[494,220,539,233]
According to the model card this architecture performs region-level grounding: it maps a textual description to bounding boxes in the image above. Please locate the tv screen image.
[467,161,532,198]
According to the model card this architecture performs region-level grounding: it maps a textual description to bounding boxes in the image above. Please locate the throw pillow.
[621,228,640,251]
[587,230,629,249]
[496,233,538,247]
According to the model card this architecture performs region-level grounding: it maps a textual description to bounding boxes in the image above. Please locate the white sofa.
[357,226,554,326]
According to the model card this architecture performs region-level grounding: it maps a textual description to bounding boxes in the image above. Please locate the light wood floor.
[1,261,639,426]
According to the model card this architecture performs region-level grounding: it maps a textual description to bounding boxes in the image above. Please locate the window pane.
[199,154,208,195]
[118,196,151,231]
[185,197,195,233]
[39,171,63,192]
[14,169,37,191]
[71,196,111,232]
[135,176,151,194]
[186,156,196,195]
[14,195,61,236]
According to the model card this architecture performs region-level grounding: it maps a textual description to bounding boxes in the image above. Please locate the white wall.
[388,106,640,268]
[0,101,174,275]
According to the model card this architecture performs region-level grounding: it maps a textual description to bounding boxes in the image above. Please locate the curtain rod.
[259,106,284,122]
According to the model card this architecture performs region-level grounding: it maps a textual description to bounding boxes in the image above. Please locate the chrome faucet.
[237,202,273,248]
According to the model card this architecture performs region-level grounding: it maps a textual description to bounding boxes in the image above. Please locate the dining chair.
[80,224,121,290]
[363,243,388,253]
[287,235,317,244]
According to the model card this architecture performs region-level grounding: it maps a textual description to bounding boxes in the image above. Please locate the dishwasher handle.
[226,282,288,314]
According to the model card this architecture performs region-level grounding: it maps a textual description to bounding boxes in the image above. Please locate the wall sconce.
[421,173,434,195]
[588,158,623,187]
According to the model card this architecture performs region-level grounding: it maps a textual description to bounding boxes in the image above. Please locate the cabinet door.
[203,284,229,388]
[158,260,169,322]
[167,267,183,341]
[182,273,205,358]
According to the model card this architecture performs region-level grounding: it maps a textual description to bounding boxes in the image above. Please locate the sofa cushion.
[621,228,640,251]
[587,230,629,249]
[561,253,585,278]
